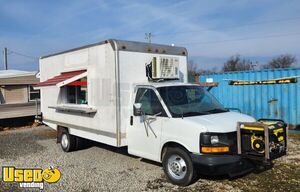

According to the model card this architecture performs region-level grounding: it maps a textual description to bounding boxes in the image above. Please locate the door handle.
[130,116,133,126]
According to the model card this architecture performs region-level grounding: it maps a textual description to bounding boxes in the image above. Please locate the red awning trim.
[66,81,87,86]
[36,70,86,87]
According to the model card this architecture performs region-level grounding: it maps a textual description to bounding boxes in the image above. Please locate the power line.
[155,16,300,37]
[177,32,300,45]
[8,49,39,60]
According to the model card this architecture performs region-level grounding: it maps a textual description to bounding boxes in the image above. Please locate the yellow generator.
[237,119,287,161]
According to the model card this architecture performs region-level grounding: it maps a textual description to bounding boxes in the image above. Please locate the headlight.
[200,132,236,154]
[210,135,219,145]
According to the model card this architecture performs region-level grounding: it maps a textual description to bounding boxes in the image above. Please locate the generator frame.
[236,121,287,161]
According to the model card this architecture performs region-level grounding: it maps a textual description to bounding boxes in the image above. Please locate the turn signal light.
[201,146,229,153]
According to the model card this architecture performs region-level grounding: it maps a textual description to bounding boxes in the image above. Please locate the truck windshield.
[157,86,228,117]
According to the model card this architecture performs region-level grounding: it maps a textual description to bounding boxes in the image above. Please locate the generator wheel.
[60,130,77,152]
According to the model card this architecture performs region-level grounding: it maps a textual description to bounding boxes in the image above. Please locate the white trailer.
[37,39,287,186]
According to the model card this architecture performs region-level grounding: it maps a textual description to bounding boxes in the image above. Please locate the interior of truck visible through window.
[65,77,88,105]
[157,85,228,117]
[135,88,167,117]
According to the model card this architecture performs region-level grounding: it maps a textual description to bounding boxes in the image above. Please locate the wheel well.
[161,142,189,161]
[57,126,69,143]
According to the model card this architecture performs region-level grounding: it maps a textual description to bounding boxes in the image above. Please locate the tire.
[60,131,77,152]
[162,147,197,186]
[76,137,92,150]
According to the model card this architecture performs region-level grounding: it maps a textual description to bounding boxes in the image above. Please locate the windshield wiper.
[205,108,229,114]
[181,111,209,117]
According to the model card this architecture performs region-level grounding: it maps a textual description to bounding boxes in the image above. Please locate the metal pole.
[3,48,8,70]
[145,33,153,43]
[264,124,270,160]
[35,99,38,117]
[237,122,241,155]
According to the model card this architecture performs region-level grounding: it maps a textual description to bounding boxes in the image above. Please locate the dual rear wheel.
[60,130,88,152]
[60,131,77,152]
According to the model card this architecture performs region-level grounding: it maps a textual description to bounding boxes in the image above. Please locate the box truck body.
[38,40,188,148]
[37,39,287,186]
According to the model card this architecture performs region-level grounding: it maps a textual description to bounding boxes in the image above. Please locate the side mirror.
[133,103,143,116]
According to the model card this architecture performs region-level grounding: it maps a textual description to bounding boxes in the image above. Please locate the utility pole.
[3,47,8,70]
[145,32,154,43]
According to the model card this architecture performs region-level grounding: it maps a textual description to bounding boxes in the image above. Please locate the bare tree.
[263,54,296,69]
[198,67,218,75]
[222,55,253,72]
[187,60,199,75]
[188,60,200,83]
[188,60,219,75]
[187,60,219,83]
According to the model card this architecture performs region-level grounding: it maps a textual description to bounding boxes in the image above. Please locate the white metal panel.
[39,43,118,146]
[118,51,188,145]
[159,112,256,156]
[39,41,188,149]
[69,127,116,146]
[64,49,88,70]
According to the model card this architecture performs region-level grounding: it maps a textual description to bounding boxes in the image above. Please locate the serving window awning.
[36,70,87,87]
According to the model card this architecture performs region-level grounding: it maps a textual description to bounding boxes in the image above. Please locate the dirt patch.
[0,127,55,160]
[221,163,300,192]
[145,175,239,192]
[0,126,299,191]
[0,183,21,192]
[34,127,57,139]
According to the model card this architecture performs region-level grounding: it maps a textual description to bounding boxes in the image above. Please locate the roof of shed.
[0,70,39,85]
[0,70,37,78]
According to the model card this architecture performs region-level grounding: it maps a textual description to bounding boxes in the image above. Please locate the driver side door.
[128,87,167,161]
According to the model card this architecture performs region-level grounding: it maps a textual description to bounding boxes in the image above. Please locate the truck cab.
[128,83,256,185]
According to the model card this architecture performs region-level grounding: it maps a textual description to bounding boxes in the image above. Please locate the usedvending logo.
[2,166,61,190]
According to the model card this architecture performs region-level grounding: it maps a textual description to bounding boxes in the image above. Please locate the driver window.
[135,88,167,117]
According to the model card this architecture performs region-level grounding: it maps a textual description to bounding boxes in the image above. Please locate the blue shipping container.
[200,68,300,128]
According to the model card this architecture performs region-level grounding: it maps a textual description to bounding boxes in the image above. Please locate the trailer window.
[65,77,88,104]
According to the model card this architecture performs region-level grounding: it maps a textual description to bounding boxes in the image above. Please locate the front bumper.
[190,154,255,176]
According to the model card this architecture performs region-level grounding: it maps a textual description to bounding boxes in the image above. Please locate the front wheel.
[162,147,197,186]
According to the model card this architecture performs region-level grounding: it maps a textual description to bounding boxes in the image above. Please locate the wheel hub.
[61,134,69,149]
[167,155,187,180]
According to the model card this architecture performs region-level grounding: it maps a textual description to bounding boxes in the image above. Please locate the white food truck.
[37,39,287,186]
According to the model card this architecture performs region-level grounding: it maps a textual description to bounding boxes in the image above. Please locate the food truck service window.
[65,77,88,104]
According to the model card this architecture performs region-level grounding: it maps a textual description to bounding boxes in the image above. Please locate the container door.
[128,87,167,162]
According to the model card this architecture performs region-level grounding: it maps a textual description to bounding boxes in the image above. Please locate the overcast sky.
[1,0,300,71]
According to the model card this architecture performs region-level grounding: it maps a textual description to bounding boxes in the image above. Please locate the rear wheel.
[162,147,196,186]
[60,131,77,152]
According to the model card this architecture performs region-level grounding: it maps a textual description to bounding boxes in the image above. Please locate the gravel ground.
[0,126,299,192]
